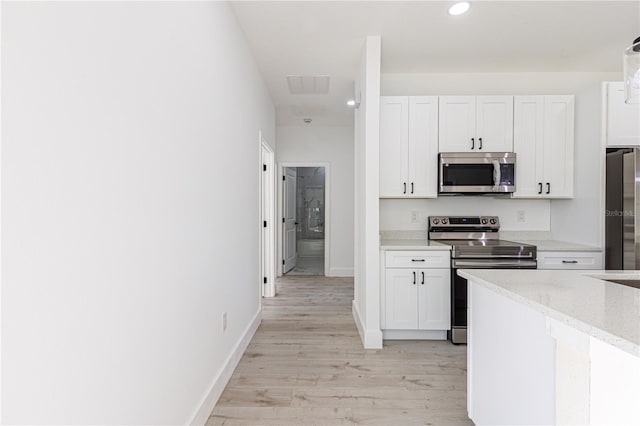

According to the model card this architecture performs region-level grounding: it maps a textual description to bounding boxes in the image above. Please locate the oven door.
[439,153,515,193]
[450,258,537,344]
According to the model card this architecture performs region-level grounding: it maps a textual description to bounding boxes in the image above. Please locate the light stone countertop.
[380,239,452,251]
[458,269,640,357]
[512,239,603,252]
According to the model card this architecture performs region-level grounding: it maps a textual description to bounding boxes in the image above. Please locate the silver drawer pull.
[411,259,426,262]
[562,260,579,264]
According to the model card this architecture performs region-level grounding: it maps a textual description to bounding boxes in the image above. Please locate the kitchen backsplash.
[380,197,551,231]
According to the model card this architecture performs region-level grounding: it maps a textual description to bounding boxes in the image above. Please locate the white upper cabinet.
[605,81,640,147]
[439,96,514,152]
[380,97,409,197]
[513,95,575,199]
[476,96,514,152]
[438,96,476,152]
[380,96,438,198]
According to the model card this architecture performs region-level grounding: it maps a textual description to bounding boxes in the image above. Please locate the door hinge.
[282,217,285,223]
[282,259,285,265]
[283,175,286,181]
[263,220,267,228]
[263,164,267,171]
[263,277,267,284]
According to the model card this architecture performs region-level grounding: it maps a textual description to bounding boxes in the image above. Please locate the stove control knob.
[441,218,448,224]
[432,218,439,225]
[490,218,497,225]
[481,218,488,224]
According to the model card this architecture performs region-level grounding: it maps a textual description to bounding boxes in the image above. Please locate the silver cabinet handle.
[478,137,483,150]
[538,183,542,194]
[421,271,425,285]
[403,182,406,194]
[562,260,578,264]
[471,138,475,150]
[546,182,550,194]
[411,182,414,194]
[411,259,425,262]
[412,271,416,285]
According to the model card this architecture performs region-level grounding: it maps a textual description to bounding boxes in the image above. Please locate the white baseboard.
[382,329,447,340]
[329,267,354,277]
[352,300,383,349]
[188,309,262,425]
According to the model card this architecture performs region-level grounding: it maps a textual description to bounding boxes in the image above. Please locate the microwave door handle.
[492,160,501,192]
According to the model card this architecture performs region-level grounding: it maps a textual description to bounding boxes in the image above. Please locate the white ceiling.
[231,1,640,126]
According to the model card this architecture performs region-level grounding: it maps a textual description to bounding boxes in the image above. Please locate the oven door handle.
[455,253,535,259]
[453,260,538,268]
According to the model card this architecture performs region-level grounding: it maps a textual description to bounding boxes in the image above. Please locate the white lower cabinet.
[382,250,451,334]
[537,251,603,270]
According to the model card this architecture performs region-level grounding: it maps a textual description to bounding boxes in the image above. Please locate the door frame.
[277,162,331,277]
[282,167,298,274]
[260,134,276,298]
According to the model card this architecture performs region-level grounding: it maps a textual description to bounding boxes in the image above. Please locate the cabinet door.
[543,96,574,198]
[606,82,640,147]
[439,96,476,152]
[380,97,409,197]
[513,96,545,198]
[408,96,438,198]
[476,96,514,152]
[417,268,451,330]
[385,269,419,330]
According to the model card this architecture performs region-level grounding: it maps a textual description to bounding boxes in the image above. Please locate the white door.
[408,96,438,198]
[439,96,476,152]
[417,268,451,330]
[384,269,418,330]
[543,96,574,198]
[283,167,297,273]
[379,97,409,197]
[261,144,274,297]
[476,96,514,152]
[513,96,545,198]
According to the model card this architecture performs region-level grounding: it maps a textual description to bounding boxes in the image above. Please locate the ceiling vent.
[286,75,330,94]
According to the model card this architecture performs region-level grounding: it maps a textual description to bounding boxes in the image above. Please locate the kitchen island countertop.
[458,269,640,357]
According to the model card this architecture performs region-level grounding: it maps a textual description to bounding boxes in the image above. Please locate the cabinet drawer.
[385,250,450,268]
[537,251,603,270]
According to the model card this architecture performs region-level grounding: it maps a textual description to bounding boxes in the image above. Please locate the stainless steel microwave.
[439,152,516,194]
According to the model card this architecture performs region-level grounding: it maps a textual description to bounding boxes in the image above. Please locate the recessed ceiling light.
[449,1,471,16]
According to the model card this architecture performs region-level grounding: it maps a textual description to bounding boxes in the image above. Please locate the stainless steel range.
[428,216,537,344]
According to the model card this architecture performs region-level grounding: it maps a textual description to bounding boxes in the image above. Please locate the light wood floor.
[209,276,473,425]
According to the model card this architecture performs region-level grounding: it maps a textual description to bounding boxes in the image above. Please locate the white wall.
[381,72,619,240]
[277,126,354,276]
[1,2,274,424]
[353,36,383,349]
[551,82,610,247]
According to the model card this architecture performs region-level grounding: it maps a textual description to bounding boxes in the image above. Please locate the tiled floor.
[209,276,472,425]
[286,256,324,276]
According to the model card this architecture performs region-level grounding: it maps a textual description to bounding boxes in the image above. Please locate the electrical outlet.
[517,210,526,223]
[222,312,227,332]
[411,210,419,223]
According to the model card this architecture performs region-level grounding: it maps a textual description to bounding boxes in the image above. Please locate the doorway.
[279,163,330,277]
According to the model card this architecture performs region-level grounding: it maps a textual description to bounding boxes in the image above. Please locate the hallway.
[209,276,472,425]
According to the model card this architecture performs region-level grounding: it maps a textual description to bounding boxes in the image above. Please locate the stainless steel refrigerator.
[606,148,640,269]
